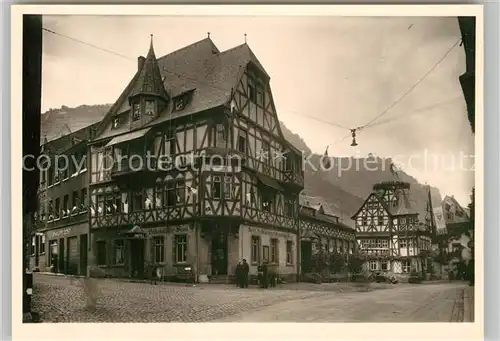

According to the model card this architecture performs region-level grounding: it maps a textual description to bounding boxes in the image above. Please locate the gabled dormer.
[128,35,169,129]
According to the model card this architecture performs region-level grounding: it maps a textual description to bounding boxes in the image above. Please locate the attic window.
[132,104,140,121]
[112,117,120,129]
[256,85,264,106]
[145,100,156,116]
[173,94,190,112]
[248,83,256,103]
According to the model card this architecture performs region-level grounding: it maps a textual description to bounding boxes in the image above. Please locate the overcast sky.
[41,15,474,206]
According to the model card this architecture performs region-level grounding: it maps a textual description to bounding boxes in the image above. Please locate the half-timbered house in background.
[87,36,304,282]
[352,180,434,277]
[299,195,356,273]
[439,195,472,279]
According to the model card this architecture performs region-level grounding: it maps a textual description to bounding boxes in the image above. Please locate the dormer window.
[248,83,256,102]
[145,100,155,116]
[256,84,264,106]
[112,117,120,129]
[173,96,186,112]
[132,104,140,121]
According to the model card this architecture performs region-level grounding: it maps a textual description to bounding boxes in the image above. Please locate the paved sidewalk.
[463,286,475,322]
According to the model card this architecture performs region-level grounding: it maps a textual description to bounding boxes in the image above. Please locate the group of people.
[235,259,278,289]
[235,259,250,288]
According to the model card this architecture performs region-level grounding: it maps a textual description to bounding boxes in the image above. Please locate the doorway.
[301,240,313,274]
[80,234,88,276]
[130,238,145,278]
[211,233,228,276]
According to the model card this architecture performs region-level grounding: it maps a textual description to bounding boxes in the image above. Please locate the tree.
[311,251,328,274]
[328,252,345,274]
[347,253,365,274]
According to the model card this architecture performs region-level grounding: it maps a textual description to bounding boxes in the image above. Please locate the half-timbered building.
[351,181,434,276]
[87,36,304,282]
[299,196,356,273]
[438,195,472,279]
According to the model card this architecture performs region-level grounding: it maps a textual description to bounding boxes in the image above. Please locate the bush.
[311,252,328,273]
[347,253,365,274]
[328,252,346,274]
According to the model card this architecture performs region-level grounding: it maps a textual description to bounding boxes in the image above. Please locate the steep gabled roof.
[129,36,169,102]
[350,192,391,220]
[93,38,273,142]
[390,189,419,216]
[300,195,338,218]
[443,195,468,214]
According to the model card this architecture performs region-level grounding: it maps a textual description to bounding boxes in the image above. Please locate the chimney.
[138,56,146,71]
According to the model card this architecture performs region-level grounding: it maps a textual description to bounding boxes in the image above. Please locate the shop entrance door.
[211,233,228,276]
[130,239,145,278]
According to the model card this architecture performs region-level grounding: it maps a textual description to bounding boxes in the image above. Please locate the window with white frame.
[175,235,187,263]
[286,241,293,265]
[270,238,279,264]
[114,240,125,265]
[368,261,378,271]
[251,236,260,264]
[402,260,411,273]
[152,236,165,263]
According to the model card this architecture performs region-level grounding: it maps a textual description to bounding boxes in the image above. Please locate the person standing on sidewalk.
[241,259,249,288]
[235,261,243,288]
[150,263,158,285]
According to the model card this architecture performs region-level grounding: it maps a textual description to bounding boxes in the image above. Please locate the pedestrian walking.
[241,259,249,288]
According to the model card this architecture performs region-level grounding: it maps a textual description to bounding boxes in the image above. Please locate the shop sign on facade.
[47,228,71,239]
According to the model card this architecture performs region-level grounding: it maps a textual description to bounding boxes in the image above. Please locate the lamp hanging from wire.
[350,129,358,147]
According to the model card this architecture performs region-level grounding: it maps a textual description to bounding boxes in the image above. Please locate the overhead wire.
[356,38,462,132]
[43,26,462,148]
[42,27,354,131]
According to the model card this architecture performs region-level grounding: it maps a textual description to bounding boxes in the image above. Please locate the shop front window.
[49,240,58,267]
[114,240,125,265]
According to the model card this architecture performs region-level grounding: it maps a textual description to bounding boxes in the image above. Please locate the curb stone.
[463,286,474,322]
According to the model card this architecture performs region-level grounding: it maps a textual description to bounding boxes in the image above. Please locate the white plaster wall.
[239,224,297,275]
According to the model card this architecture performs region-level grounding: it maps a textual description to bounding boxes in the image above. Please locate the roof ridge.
[157,37,218,61]
[218,43,247,55]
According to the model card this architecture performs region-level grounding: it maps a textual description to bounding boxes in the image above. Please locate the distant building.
[298,195,356,274]
[351,181,434,277]
[439,195,472,279]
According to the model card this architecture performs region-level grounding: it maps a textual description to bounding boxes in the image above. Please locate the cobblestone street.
[32,274,467,323]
